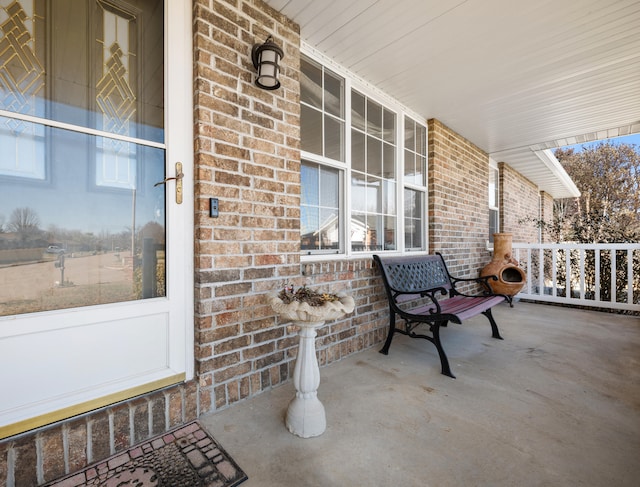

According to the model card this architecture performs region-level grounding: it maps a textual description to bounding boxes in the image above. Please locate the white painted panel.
[0,312,170,425]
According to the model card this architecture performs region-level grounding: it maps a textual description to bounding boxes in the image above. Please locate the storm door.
[0,0,193,438]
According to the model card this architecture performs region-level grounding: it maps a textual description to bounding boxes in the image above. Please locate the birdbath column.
[286,320,326,438]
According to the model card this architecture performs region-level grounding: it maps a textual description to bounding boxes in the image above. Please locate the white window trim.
[300,45,428,261]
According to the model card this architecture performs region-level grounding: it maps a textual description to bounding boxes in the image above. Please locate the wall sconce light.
[252,35,284,90]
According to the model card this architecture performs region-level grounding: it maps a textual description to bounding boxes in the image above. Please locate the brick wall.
[192,1,390,413]
[193,0,304,412]
[427,119,491,282]
[499,162,540,243]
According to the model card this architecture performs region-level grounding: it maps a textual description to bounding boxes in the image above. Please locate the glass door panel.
[0,0,166,317]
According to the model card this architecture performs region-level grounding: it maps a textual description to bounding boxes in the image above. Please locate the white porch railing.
[511,243,640,312]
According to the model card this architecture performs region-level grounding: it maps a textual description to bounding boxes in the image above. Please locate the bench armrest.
[449,274,504,298]
[421,287,448,315]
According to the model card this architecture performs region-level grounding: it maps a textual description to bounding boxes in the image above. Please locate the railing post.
[611,250,617,304]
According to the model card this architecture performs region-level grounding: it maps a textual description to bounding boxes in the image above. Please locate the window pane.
[320,166,339,207]
[416,124,426,154]
[351,172,366,212]
[350,213,367,251]
[324,70,343,118]
[300,57,322,109]
[301,163,319,206]
[489,209,499,242]
[383,108,395,144]
[301,160,340,253]
[301,205,319,250]
[351,129,365,172]
[366,176,382,213]
[404,189,424,250]
[384,215,396,250]
[367,136,382,177]
[367,99,382,138]
[384,180,396,214]
[351,91,365,131]
[366,214,382,251]
[0,117,45,179]
[404,149,416,183]
[319,208,339,250]
[416,155,426,186]
[405,118,415,151]
[383,142,396,179]
[324,115,344,161]
[301,104,322,155]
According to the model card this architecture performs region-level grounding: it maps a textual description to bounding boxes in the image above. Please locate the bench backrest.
[373,254,452,298]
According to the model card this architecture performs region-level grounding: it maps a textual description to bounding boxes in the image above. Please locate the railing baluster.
[552,248,557,297]
[627,249,633,305]
[565,247,571,299]
[538,247,544,297]
[611,250,617,304]
[579,248,585,300]
[595,249,601,304]
[526,248,532,294]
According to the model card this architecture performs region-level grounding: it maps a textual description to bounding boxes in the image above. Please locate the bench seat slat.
[440,295,505,321]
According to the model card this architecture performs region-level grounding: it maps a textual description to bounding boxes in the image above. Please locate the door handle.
[154,162,184,204]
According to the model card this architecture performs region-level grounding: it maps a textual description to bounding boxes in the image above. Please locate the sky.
[563,133,640,152]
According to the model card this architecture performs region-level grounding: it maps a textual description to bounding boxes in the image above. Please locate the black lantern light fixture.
[251,35,284,90]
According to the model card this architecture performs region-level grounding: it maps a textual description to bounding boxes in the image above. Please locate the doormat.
[44,421,247,487]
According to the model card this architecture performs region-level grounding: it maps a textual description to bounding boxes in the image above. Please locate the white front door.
[0,0,193,438]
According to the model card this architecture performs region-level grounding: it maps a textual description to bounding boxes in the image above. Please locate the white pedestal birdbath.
[268,290,355,438]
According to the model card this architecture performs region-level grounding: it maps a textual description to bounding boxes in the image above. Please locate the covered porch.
[201,301,640,486]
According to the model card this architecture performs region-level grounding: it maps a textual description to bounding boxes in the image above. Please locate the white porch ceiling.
[264,0,640,198]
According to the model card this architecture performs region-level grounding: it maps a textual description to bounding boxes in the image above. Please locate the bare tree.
[555,142,640,242]
[8,207,41,241]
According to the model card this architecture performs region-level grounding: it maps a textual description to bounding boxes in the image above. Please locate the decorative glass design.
[96,4,137,189]
[0,0,45,179]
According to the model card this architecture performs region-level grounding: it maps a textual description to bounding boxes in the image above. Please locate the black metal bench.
[373,253,507,378]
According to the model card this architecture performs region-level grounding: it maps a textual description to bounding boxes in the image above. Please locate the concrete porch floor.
[199,302,640,487]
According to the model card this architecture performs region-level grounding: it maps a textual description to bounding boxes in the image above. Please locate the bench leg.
[379,308,396,355]
[432,323,455,378]
[482,308,503,340]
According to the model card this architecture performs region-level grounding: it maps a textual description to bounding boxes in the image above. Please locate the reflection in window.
[0,0,46,179]
[300,56,345,161]
[95,3,138,189]
[404,189,423,250]
[351,90,397,252]
[403,116,427,251]
[0,0,166,317]
[0,125,166,317]
[299,53,429,256]
[301,161,340,252]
